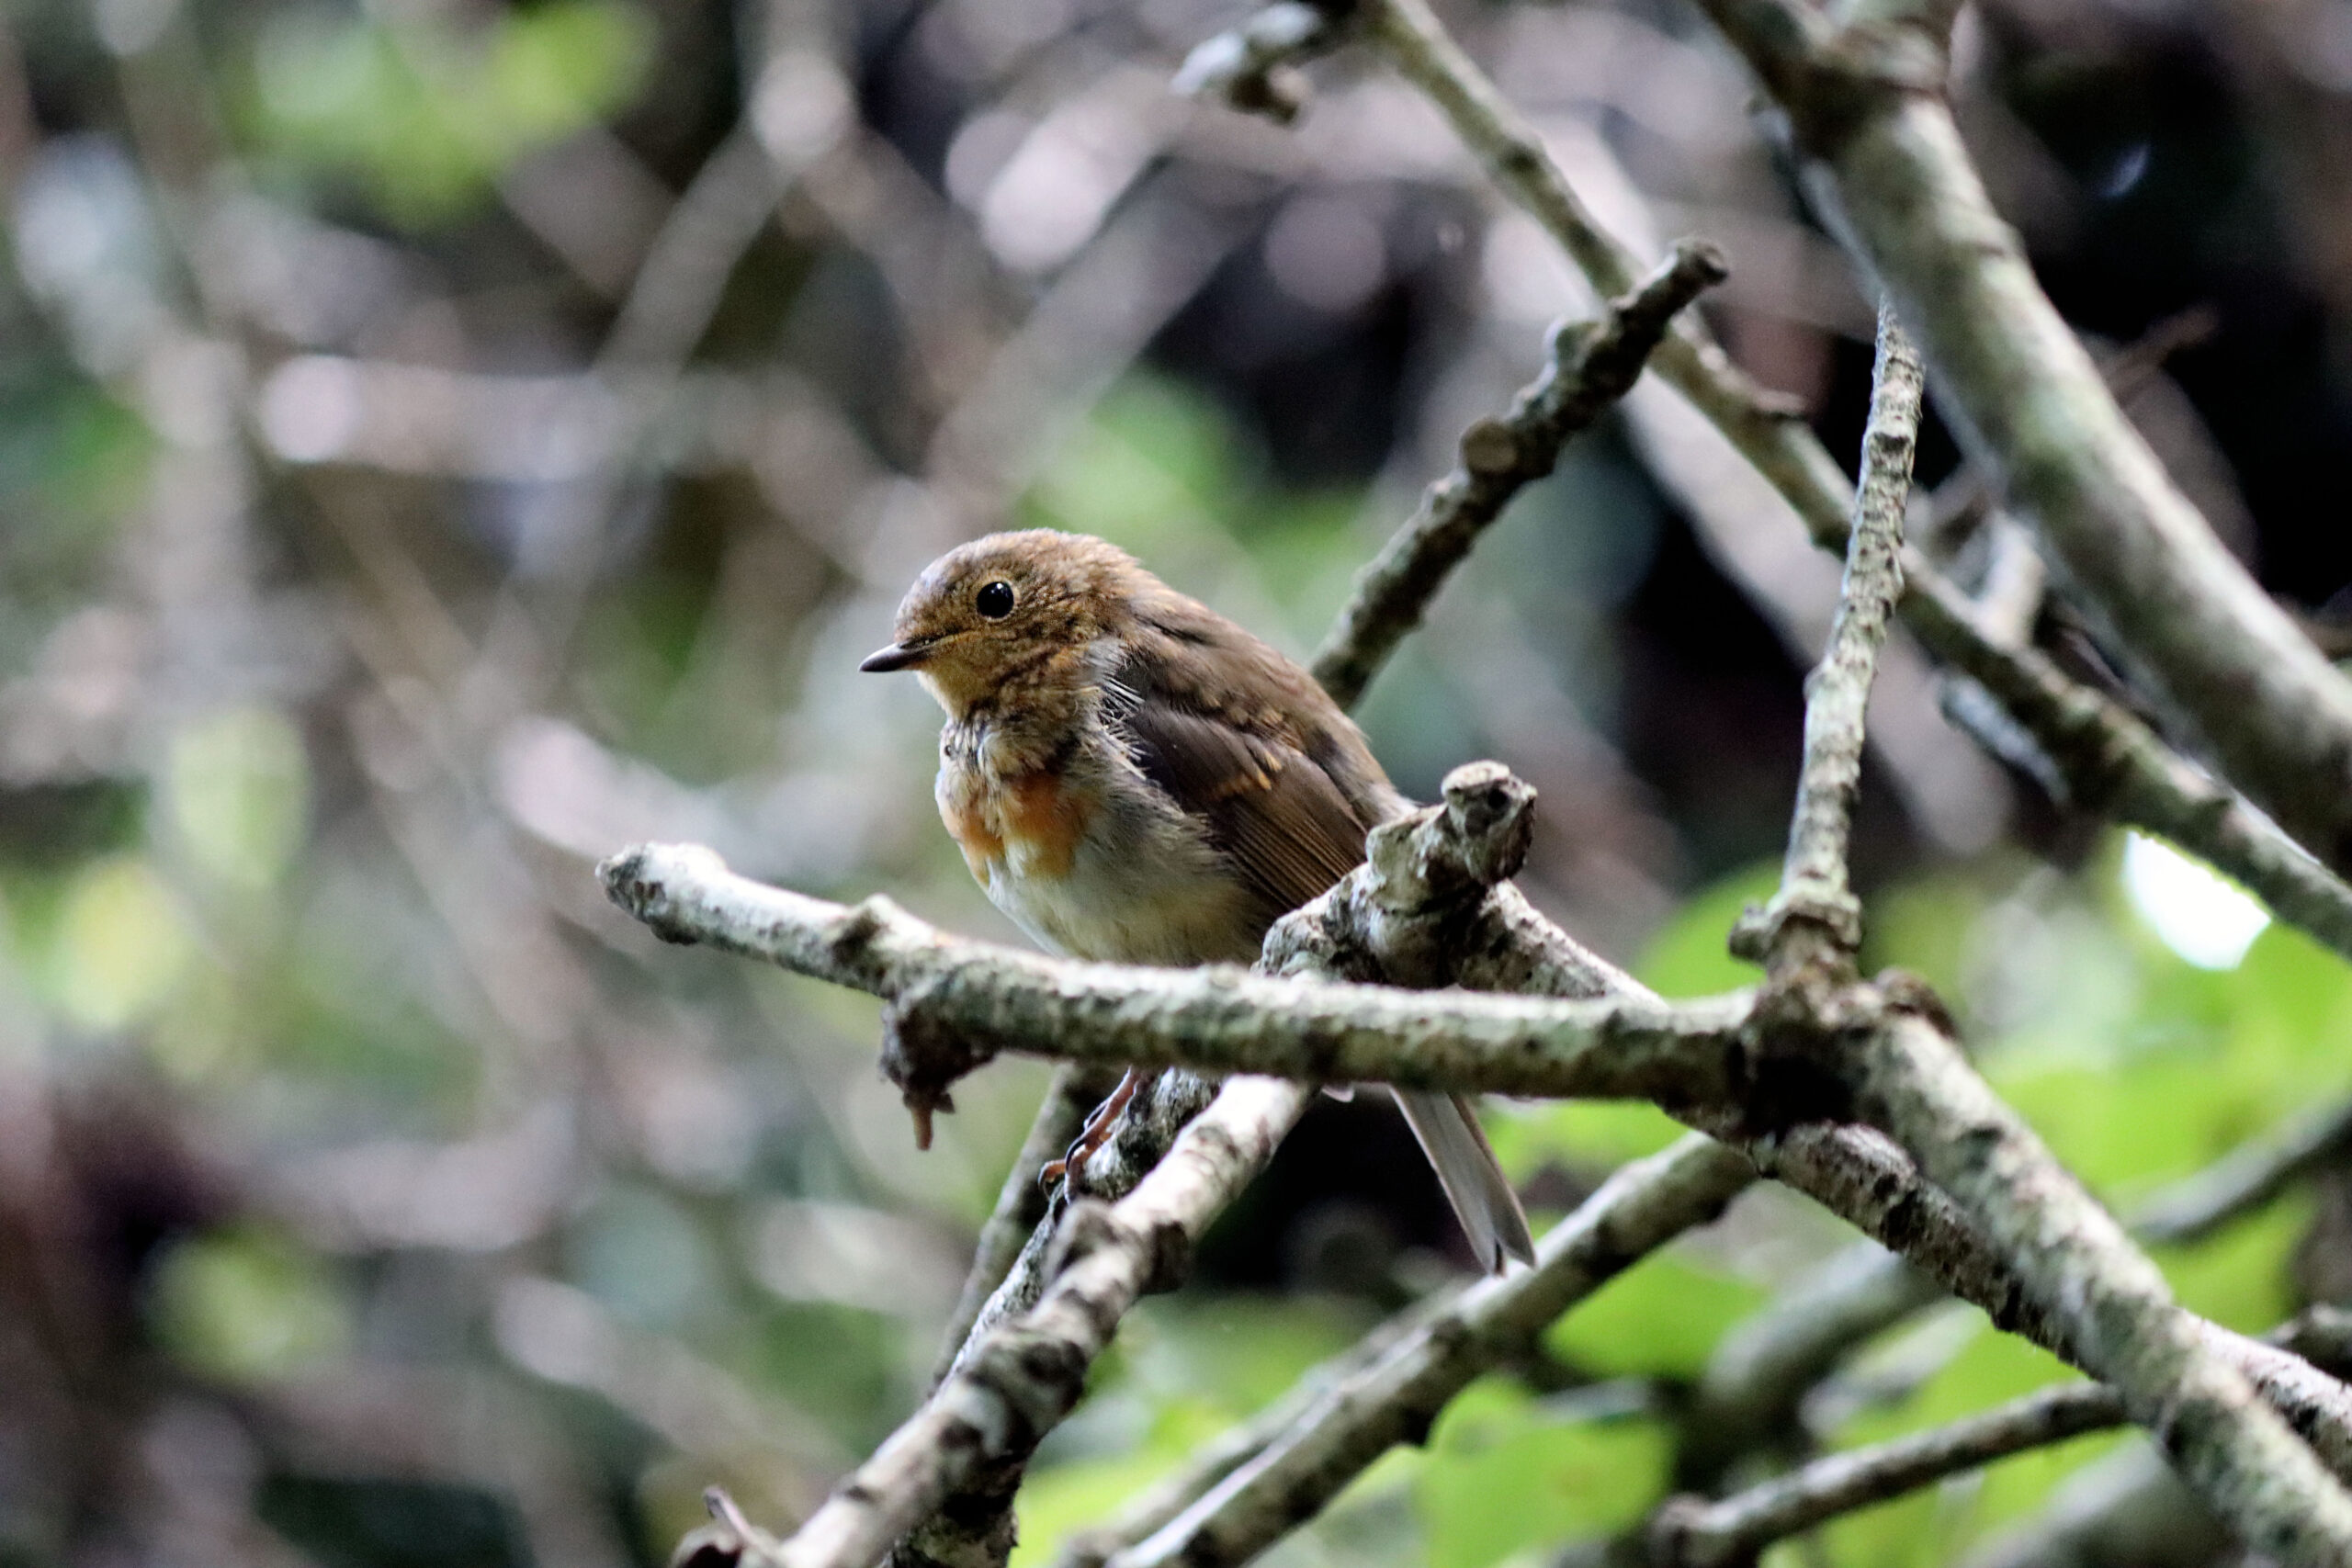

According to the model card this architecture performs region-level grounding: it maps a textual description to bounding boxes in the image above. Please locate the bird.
[860,528,1535,1272]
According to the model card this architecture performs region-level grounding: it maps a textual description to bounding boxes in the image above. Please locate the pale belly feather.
[938,745,1263,967]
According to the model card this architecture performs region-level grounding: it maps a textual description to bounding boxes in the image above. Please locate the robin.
[861,528,1535,1271]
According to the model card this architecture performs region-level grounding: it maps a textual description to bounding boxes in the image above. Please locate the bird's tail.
[1392,1089,1536,1273]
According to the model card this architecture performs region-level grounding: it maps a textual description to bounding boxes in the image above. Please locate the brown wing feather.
[1114,697,1369,922]
[1101,604,1535,1270]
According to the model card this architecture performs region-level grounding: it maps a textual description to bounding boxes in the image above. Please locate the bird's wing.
[1109,690,1369,920]
[1105,627,1538,1272]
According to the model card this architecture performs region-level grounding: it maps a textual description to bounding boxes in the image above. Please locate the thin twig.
[1171,1,1338,124]
[1055,1299,1453,1568]
[1735,307,1921,971]
[1658,1304,2352,1566]
[1903,571,2352,964]
[1654,1380,2120,1566]
[1311,241,1728,709]
[1682,1244,1943,1487]
[2135,1097,2352,1247]
[1358,0,1843,542]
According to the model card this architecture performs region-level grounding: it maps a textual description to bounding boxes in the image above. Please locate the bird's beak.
[859,639,931,672]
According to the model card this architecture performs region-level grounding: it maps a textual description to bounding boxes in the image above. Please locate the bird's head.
[861,530,1143,716]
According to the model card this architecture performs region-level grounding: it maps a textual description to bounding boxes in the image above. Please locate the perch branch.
[897,762,1573,1567]
[597,844,1749,1117]
[1310,241,1729,709]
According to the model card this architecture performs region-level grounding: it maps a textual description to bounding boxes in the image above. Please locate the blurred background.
[2,0,2350,1562]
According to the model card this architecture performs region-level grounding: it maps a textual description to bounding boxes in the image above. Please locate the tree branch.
[1310,241,1729,710]
[1902,571,2352,965]
[1655,1381,2120,1567]
[1102,1136,1756,1568]
[1170,1,1336,125]
[1344,0,2352,957]
[1713,290,2352,1559]
[1657,1306,2352,1566]
[1849,1010,2352,1562]
[696,1074,1312,1568]
[1681,1083,2352,1492]
[596,844,1750,1119]
[1689,0,2352,870]
[1682,1244,1943,1487]
[1735,306,1921,970]
[930,1063,1125,1385]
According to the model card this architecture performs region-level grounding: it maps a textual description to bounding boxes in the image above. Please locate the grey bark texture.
[1690,0,2352,871]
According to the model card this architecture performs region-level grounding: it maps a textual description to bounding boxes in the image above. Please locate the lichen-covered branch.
[1345,0,2352,952]
[897,764,1572,1568]
[1310,241,1729,710]
[1735,307,1920,969]
[1104,1136,1755,1568]
[1680,1076,2352,1489]
[1689,0,2352,870]
[597,844,1750,1118]
[1683,207,2352,1556]
[1852,1010,2352,1562]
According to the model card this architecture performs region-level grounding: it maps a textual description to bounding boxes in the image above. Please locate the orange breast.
[939,763,1093,883]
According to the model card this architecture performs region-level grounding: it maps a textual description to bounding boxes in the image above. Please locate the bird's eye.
[975,580,1015,619]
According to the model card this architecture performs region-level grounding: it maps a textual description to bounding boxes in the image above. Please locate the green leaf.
[166,705,311,890]
[1419,1380,1668,1568]
[2154,1194,2306,1333]
[1488,1099,1688,1177]
[1634,861,1779,999]
[1544,1253,1765,1381]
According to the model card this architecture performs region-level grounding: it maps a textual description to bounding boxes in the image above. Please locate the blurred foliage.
[0,0,2348,1563]
[241,0,656,224]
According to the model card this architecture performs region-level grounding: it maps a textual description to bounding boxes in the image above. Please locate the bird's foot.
[1040,1069,1141,1188]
